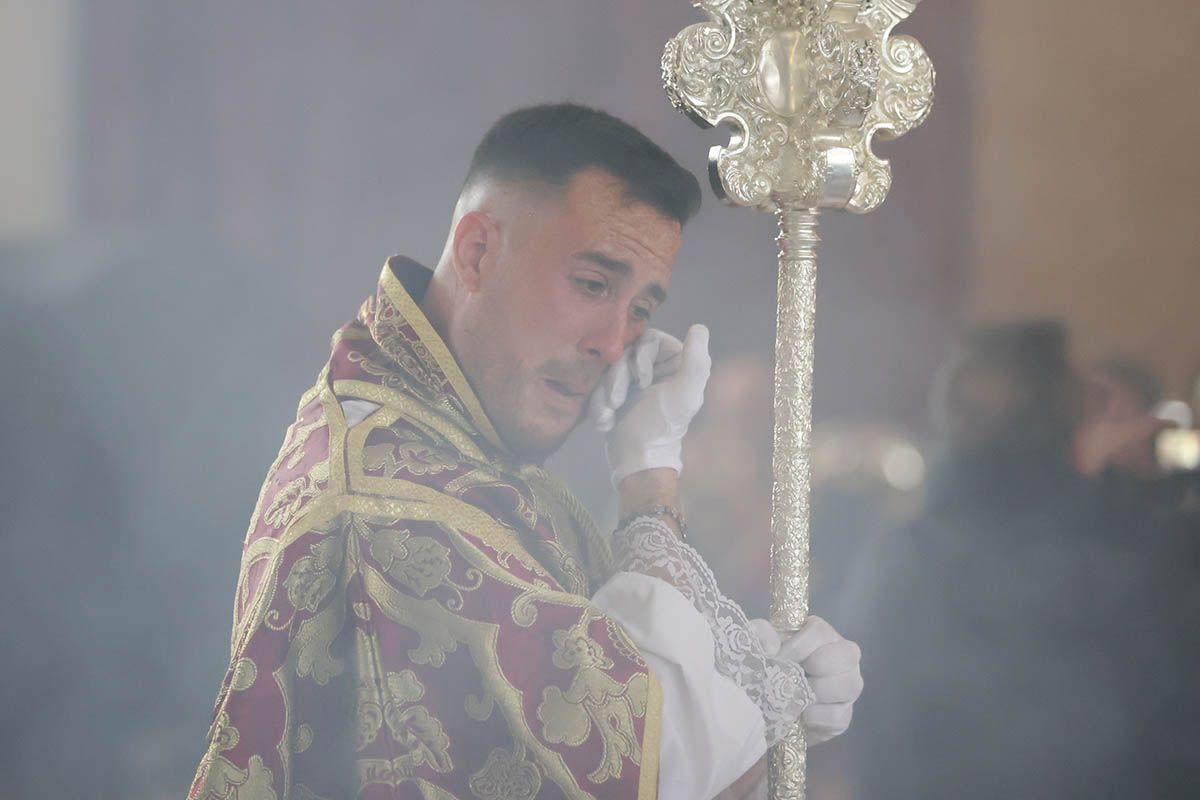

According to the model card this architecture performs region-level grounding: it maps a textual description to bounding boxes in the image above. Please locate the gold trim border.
[638,672,663,800]
[377,261,506,452]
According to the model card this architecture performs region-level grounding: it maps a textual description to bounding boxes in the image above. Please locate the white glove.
[774,615,864,745]
[587,325,711,487]
[588,328,685,432]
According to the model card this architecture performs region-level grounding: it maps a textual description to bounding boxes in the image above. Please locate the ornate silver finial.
[663,0,933,212]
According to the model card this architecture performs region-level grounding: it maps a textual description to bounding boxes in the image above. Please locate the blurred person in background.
[1075,357,1200,787]
[1076,357,1168,480]
[840,319,1200,798]
[1076,357,1199,536]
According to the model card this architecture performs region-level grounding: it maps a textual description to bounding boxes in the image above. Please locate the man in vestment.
[191,104,863,800]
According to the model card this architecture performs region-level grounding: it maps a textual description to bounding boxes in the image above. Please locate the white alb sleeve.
[595,515,815,799]
[592,572,766,800]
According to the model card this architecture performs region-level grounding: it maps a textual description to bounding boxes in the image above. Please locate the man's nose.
[580,313,631,366]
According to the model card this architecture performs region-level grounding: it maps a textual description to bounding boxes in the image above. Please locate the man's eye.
[631,305,652,321]
[575,277,607,296]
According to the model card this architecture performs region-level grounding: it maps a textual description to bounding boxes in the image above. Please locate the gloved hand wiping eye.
[587,324,711,487]
[588,328,685,433]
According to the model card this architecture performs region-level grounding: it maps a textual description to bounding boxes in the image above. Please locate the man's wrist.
[608,445,684,489]
[617,468,682,536]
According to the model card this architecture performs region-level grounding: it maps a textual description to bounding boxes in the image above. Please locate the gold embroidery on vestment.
[281,534,352,687]
[359,562,589,798]
[469,744,543,800]
[230,658,258,692]
[263,473,321,531]
[282,537,342,614]
[537,616,650,784]
[364,524,452,597]
[194,714,278,800]
[194,753,278,800]
[376,260,505,450]
[465,691,496,722]
[294,724,314,754]
[363,440,459,477]
[335,379,488,464]
[354,663,450,774]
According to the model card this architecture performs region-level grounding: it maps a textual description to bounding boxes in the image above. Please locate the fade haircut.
[464,103,702,226]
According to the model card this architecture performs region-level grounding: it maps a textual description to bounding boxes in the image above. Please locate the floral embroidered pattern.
[283,538,342,613]
[193,713,277,800]
[363,441,459,478]
[537,618,649,783]
[230,658,257,692]
[355,668,451,776]
[366,526,452,597]
[274,532,349,685]
[262,460,329,530]
[354,666,453,796]
[370,293,452,399]
[194,754,277,800]
[468,745,542,800]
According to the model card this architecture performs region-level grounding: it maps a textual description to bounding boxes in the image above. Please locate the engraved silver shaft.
[767,202,819,800]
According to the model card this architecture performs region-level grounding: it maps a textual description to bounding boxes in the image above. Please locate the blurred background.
[2,1,1197,798]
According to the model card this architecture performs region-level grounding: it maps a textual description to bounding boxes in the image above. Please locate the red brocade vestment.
[190,257,661,800]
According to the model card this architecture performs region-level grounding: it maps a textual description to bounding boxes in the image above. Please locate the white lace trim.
[611,516,814,745]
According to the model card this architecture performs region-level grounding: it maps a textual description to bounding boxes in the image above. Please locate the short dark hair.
[465,103,701,226]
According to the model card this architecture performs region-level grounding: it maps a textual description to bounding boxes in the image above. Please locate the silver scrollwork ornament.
[662,2,933,798]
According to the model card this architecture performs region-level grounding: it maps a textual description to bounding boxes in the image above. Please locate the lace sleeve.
[610,515,814,746]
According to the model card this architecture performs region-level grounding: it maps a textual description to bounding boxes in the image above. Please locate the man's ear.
[451,211,498,293]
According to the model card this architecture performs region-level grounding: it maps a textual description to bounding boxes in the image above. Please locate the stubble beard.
[469,355,584,464]
[456,315,593,463]
[496,376,586,464]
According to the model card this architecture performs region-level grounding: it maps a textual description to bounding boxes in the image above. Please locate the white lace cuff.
[611,515,814,745]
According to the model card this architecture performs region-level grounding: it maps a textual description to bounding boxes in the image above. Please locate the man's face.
[455,168,682,462]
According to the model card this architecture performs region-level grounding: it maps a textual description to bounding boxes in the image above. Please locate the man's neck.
[418,263,457,347]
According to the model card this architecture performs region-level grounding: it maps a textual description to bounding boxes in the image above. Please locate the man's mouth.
[544,378,586,398]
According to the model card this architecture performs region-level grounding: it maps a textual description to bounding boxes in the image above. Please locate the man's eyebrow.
[575,250,631,275]
[574,250,668,304]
